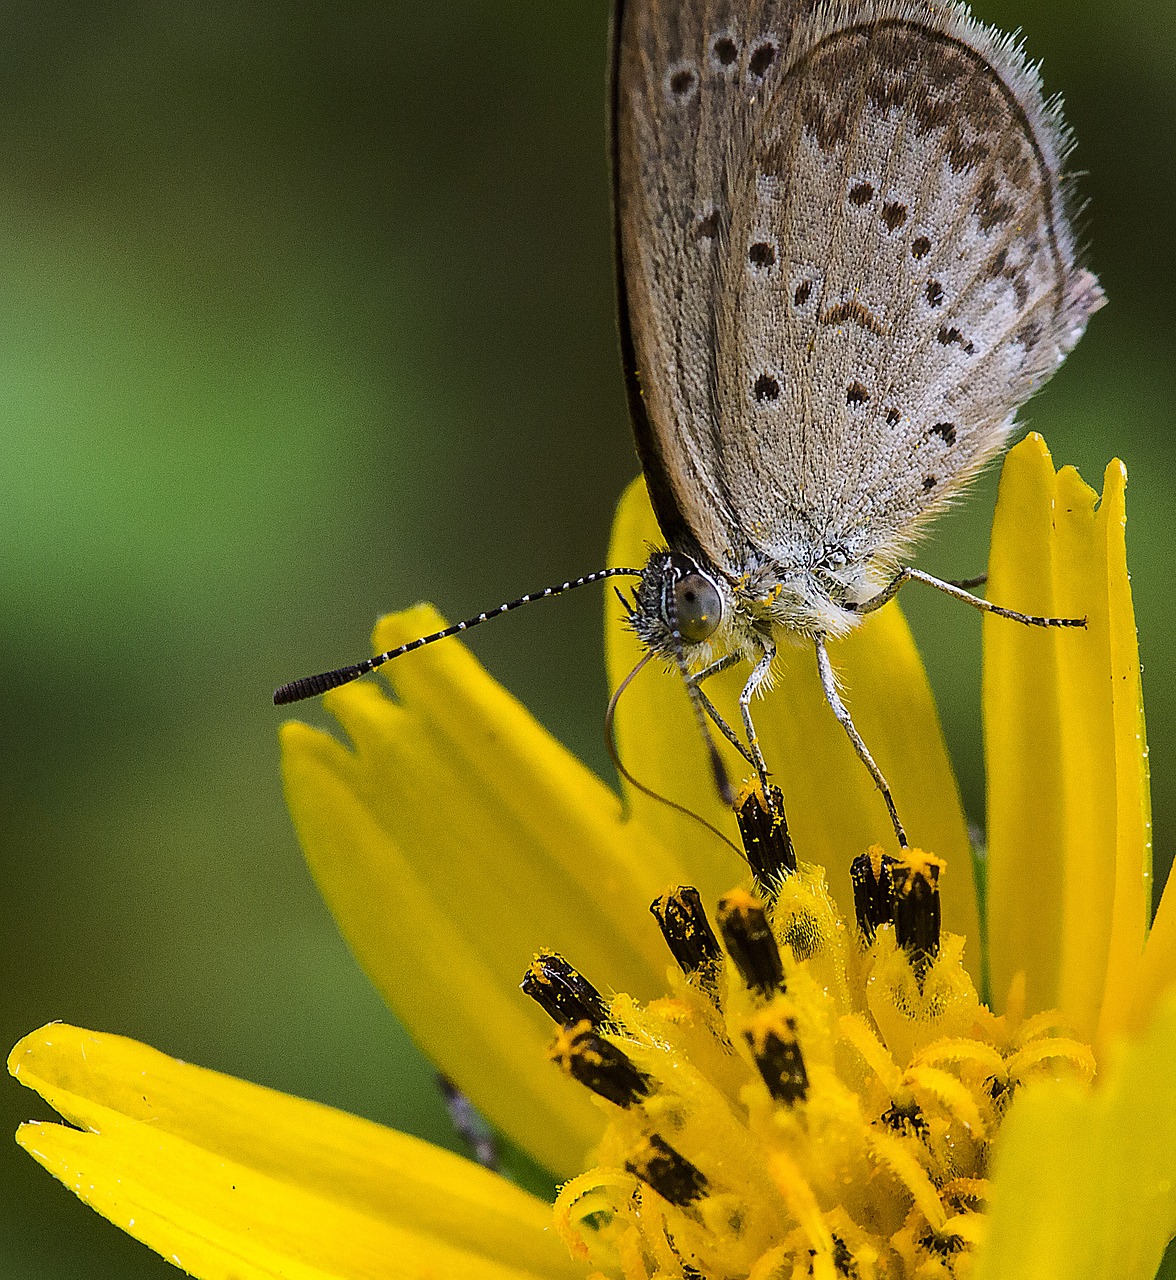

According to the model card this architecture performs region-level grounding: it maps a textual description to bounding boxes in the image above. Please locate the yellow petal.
[9,1024,584,1280]
[974,990,1176,1280]
[282,606,687,1178]
[1096,461,1157,1049]
[605,477,978,962]
[984,436,1151,1043]
[1125,876,1176,1044]
[983,437,1067,1013]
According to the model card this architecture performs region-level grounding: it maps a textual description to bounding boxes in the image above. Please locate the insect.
[275,0,1102,850]
[609,0,1101,844]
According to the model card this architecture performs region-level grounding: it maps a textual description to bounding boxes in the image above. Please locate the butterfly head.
[629,550,732,662]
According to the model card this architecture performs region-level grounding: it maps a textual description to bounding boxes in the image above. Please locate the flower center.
[522,788,1096,1279]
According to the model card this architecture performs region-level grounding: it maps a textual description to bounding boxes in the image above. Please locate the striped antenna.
[273,567,644,706]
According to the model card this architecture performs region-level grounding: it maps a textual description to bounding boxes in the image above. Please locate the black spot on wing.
[754,373,780,403]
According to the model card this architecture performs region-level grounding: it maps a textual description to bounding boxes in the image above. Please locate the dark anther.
[986,1075,1013,1111]
[832,1235,858,1277]
[850,847,897,944]
[521,951,611,1028]
[549,1021,653,1108]
[735,786,796,892]
[943,1182,988,1213]
[650,886,722,984]
[744,1009,809,1106]
[918,1229,966,1258]
[626,1133,708,1207]
[880,1100,928,1137]
[891,853,944,985]
[716,890,785,997]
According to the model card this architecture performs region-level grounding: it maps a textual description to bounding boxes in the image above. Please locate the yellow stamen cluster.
[535,807,1096,1280]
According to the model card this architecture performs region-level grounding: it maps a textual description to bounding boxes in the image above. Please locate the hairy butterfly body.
[613,0,1102,840]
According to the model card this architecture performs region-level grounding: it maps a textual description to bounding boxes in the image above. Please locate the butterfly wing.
[613,0,1102,576]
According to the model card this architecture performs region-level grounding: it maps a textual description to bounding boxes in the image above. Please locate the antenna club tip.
[272,678,316,706]
[272,665,366,706]
[274,571,636,711]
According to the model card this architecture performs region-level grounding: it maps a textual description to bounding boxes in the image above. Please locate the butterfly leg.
[688,654,754,765]
[813,635,908,849]
[738,644,777,806]
[855,567,1085,629]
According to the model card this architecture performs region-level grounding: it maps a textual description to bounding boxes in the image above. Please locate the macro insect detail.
[277,0,1102,851]
[611,0,1102,842]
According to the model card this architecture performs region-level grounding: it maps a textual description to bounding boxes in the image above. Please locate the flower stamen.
[743,1003,810,1106]
[548,1020,654,1108]
[850,845,898,944]
[522,951,612,1028]
[537,832,1100,1278]
[650,886,723,994]
[734,784,797,893]
[891,852,944,987]
[716,890,786,998]
[625,1134,709,1208]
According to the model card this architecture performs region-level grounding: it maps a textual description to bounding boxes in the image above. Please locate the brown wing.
[613,0,1101,575]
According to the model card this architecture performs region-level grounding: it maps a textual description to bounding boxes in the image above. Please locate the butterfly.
[276,0,1101,851]
[610,0,1103,843]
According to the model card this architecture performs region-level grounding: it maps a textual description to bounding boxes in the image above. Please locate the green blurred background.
[1,2,1173,1276]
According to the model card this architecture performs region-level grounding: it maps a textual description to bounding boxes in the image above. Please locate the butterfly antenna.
[274,567,643,706]
[605,652,741,856]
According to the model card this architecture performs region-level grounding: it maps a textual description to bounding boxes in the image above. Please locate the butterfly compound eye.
[673,572,723,643]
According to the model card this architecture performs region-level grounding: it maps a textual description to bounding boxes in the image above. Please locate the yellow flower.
[9,434,1176,1279]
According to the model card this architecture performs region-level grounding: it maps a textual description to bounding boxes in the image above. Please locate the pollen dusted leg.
[813,636,908,849]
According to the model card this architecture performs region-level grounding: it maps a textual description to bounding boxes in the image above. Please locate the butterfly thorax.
[629,544,889,672]
[740,548,892,638]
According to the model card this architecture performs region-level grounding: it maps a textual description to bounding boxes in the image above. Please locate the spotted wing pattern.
[613,0,1101,576]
